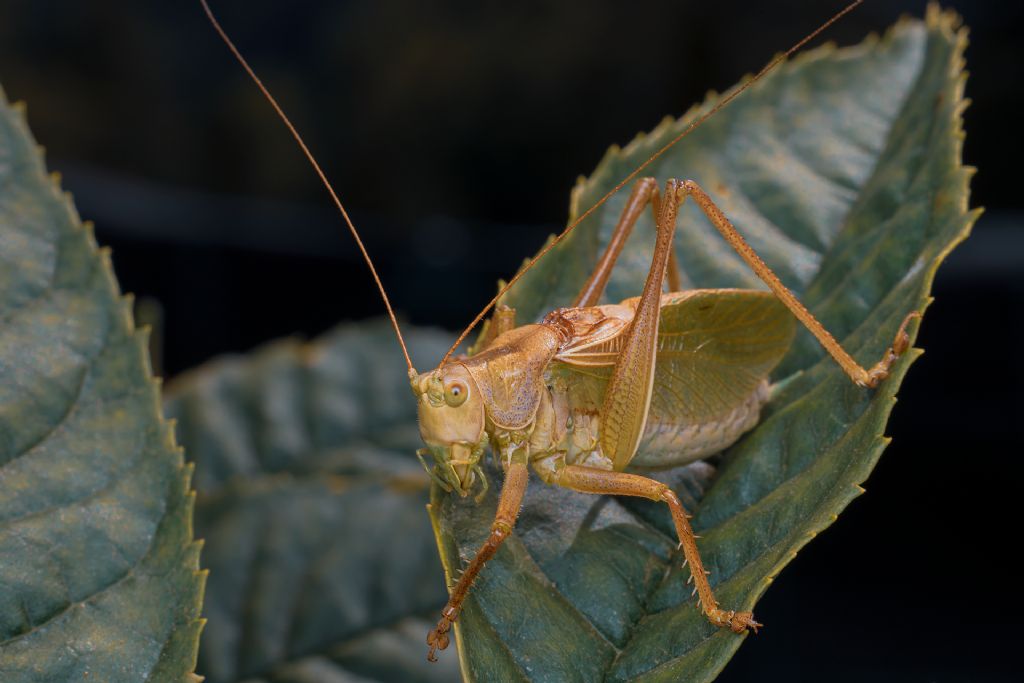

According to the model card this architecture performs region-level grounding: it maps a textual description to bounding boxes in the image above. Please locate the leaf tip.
[926,2,964,33]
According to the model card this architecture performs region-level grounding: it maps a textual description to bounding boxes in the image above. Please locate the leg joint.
[491,520,513,538]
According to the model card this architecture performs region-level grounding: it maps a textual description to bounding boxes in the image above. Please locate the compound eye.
[444,380,469,407]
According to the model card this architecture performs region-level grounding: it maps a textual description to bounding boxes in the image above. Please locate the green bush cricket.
[200,0,923,664]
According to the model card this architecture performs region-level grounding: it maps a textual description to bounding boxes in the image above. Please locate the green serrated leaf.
[432,8,975,682]
[164,323,461,683]
[0,88,204,681]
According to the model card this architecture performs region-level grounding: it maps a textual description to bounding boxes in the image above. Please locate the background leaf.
[0,88,203,680]
[432,8,976,682]
[165,323,461,683]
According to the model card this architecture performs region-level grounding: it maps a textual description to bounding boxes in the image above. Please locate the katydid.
[200,0,919,665]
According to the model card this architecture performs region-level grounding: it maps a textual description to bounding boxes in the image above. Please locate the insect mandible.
[200,0,919,664]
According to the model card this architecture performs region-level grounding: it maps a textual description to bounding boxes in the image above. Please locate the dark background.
[0,1,1020,680]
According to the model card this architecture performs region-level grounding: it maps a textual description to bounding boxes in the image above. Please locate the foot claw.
[708,607,761,634]
[426,606,459,662]
[893,311,922,356]
[863,311,921,388]
[733,611,762,634]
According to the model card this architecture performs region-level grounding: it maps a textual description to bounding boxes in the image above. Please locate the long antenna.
[439,0,864,366]
[200,0,416,373]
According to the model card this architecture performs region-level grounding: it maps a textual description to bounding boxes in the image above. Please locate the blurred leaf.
[165,323,460,683]
[0,88,203,680]
[433,8,976,682]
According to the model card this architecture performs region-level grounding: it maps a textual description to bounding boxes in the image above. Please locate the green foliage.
[0,6,975,683]
[0,88,203,681]
[164,324,461,683]
[432,8,975,682]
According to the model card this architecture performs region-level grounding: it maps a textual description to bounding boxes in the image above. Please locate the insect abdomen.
[630,380,769,468]
[540,375,768,472]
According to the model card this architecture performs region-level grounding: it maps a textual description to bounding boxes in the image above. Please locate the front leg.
[427,459,529,661]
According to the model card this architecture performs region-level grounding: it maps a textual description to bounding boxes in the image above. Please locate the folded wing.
[554,289,796,467]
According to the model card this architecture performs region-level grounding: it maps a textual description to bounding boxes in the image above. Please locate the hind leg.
[679,179,918,387]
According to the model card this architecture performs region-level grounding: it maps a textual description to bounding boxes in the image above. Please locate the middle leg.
[553,464,759,633]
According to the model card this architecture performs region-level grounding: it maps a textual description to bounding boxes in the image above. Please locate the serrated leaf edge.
[1,86,206,683]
